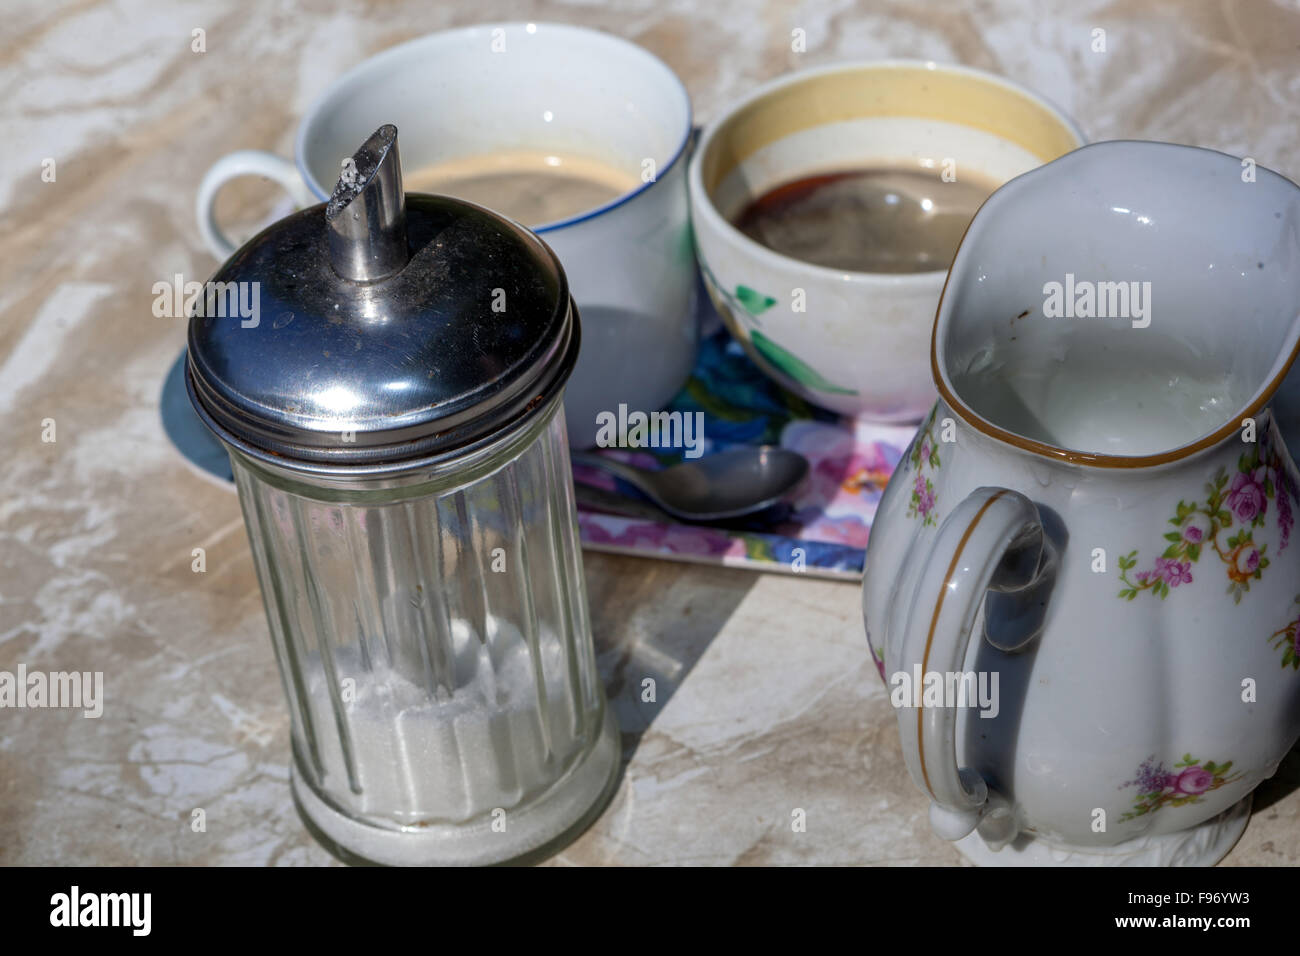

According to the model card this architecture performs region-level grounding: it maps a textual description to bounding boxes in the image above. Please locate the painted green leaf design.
[739,533,775,562]
[735,285,777,316]
[749,330,858,395]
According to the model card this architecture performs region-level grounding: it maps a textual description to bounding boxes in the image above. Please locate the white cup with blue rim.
[196,22,697,449]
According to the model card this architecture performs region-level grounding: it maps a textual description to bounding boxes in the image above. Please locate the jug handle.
[895,486,1045,842]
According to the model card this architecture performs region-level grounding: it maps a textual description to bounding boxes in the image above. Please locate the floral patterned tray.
[573,320,920,580]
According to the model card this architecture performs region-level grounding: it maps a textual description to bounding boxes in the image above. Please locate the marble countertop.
[3,0,1298,866]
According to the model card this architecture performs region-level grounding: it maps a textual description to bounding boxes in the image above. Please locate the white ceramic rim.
[931,139,1300,470]
[688,59,1086,287]
[293,21,694,235]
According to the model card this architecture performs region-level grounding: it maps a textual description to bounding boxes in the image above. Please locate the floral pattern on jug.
[869,643,886,679]
[1271,596,1300,670]
[1119,754,1243,822]
[1117,428,1297,603]
[905,408,940,526]
[858,142,1300,866]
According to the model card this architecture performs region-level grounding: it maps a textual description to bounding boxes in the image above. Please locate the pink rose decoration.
[1181,511,1210,544]
[1174,766,1214,795]
[1226,469,1267,522]
[1234,547,1260,575]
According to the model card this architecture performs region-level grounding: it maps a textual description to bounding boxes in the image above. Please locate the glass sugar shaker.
[186,126,619,866]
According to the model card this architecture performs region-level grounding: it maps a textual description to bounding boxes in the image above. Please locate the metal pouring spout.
[326,124,409,283]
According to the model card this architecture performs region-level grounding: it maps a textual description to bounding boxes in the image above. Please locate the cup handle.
[195,150,317,258]
[894,486,1047,845]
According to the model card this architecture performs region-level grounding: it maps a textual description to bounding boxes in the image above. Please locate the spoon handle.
[572,480,672,523]
[570,450,650,492]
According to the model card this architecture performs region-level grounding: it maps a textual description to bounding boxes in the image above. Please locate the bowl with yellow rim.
[688,60,1084,421]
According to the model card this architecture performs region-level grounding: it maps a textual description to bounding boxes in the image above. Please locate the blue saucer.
[160,349,234,487]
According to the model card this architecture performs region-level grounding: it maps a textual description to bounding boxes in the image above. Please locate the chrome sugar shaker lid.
[186,124,579,473]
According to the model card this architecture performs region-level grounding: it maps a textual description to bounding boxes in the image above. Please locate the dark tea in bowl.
[688,60,1084,421]
[733,165,1002,274]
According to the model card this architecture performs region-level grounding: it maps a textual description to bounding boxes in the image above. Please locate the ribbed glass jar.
[228,399,618,865]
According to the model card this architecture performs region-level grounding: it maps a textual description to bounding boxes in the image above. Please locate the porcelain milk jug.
[862,140,1300,866]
